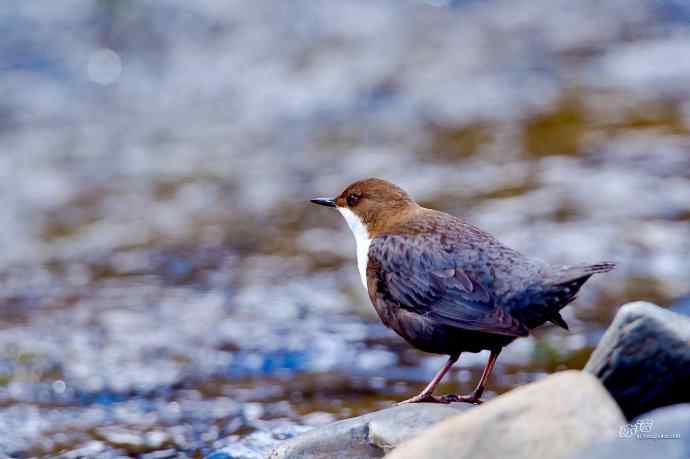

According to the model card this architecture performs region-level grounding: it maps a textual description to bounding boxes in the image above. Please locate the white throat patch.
[337,207,371,290]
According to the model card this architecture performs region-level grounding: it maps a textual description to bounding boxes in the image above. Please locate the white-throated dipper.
[311,178,615,404]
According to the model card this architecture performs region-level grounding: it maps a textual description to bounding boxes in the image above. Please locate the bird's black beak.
[310,197,337,208]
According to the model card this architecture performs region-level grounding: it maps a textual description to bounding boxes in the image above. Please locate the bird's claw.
[440,393,484,404]
[396,393,449,405]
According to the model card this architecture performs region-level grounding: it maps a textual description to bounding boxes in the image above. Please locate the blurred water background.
[1,1,690,457]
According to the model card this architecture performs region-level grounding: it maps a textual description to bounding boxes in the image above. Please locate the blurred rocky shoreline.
[1,0,690,458]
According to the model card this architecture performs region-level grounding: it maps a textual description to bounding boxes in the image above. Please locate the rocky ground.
[267,302,690,459]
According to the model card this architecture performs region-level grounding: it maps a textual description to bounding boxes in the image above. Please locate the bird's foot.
[396,393,448,405]
[440,393,484,405]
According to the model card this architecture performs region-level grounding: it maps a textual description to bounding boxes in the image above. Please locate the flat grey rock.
[585,301,690,419]
[387,371,624,459]
[268,403,471,459]
[569,403,690,459]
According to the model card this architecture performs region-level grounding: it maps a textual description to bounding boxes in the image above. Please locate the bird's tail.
[552,262,616,285]
[541,262,616,329]
[570,262,616,275]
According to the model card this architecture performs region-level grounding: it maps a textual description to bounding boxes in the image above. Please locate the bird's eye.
[346,194,360,207]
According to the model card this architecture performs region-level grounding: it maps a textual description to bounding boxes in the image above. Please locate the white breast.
[337,207,371,290]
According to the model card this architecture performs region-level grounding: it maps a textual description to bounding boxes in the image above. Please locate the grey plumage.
[366,210,614,355]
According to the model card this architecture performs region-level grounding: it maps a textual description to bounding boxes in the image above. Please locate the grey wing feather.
[369,235,529,337]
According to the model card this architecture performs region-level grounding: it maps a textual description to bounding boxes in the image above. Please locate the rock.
[269,403,471,459]
[584,301,690,419]
[93,426,174,455]
[56,441,107,459]
[140,450,178,459]
[94,426,146,452]
[387,371,623,459]
[569,403,690,459]
[211,423,312,459]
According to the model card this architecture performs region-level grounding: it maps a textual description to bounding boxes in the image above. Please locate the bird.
[311,178,615,404]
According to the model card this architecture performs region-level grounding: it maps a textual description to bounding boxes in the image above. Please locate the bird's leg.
[442,349,500,404]
[397,354,459,405]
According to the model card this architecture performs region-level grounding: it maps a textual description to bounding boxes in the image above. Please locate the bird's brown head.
[311,178,419,236]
